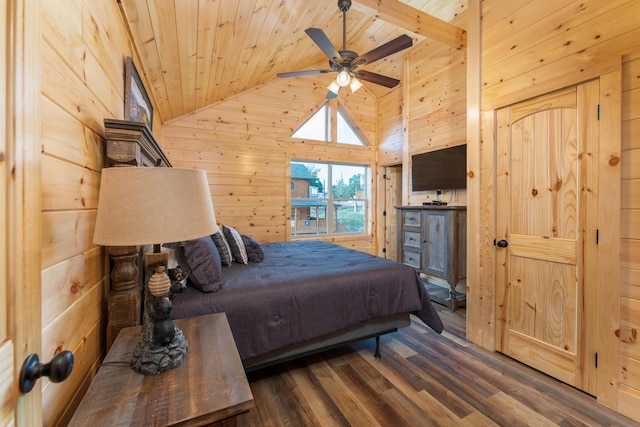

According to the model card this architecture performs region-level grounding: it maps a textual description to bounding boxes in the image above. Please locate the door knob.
[495,239,509,248]
[19,350,74,393]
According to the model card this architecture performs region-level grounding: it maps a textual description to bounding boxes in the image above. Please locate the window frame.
[290,160,370,238]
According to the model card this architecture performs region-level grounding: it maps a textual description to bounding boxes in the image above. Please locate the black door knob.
[19,350,74,393]
[496,239,509,248]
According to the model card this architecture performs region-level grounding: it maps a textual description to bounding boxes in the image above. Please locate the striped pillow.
[211,229,233,266]
[222,224,248,264]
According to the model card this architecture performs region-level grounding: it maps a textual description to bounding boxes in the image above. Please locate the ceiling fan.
[277,0,413,99]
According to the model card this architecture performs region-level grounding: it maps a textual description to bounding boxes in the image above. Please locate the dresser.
[395,205,466,311]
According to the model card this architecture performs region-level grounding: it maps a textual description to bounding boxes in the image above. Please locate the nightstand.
[69,313,253,426]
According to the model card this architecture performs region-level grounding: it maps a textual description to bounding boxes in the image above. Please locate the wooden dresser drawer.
[403,210,421,227]
[403,230,421,249]
[402,250,421,268]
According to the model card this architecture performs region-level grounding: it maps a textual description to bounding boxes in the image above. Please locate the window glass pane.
[292,105,328,141]
[291,162,327,198]
[290,162,329,236]
[336,110,364,145]
[334,200,366,233]
[331,164,366,199]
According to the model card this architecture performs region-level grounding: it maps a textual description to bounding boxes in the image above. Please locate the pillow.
[222,224,248,264]
[242,235,265,262]
[211,229,233,266]
[163,237,223,292]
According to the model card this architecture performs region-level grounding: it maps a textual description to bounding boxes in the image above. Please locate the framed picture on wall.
[124,56,153,130]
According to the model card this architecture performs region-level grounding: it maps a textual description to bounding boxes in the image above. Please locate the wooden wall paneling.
[618,50,640,418]
[490,0,635,75]
[465,0,485,346]
[82,0,130,85]
[41,42,118,135]
[481,0,564,47]
[41,156,100,211]
[404,36,467,207]
[41,247,105,327]
[41,99,104,171]
[41,210,96,269]
[40,279,107,370]
[377,88,403,166]
[401,53,411,204]
[483,7,640,110]
[0,0,6,374]
[42,314,105,426]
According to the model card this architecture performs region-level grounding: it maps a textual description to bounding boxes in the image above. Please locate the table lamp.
[93,167,217,375]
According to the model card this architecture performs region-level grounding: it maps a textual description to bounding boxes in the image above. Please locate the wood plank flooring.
[236,305,638,426]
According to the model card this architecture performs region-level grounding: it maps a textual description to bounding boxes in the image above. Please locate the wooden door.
[0,1,11,420]
[495,81,599,395]
[384,165,402,260]
[0,0,43,423]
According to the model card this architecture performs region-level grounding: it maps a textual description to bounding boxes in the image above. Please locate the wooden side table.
[69,313,254,426]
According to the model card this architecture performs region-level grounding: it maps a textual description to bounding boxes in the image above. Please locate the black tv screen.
[411,145,467,191]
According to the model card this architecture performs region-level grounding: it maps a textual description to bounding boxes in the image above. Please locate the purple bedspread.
[171,240,443,360]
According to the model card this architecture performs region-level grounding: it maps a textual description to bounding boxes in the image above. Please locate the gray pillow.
[222,224,248,264]
[242,235,264,262]
[163,237,223,292]
[211,229,233,266]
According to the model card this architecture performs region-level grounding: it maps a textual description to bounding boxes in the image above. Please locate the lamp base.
[132,327,188,375]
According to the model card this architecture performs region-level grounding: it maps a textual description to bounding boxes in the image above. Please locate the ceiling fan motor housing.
[338,0,351,12]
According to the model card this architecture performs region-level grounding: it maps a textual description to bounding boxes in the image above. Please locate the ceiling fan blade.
[355,70,400,88]
[352,34,413,68]
[277,69,333,78]
[305,28,343,63]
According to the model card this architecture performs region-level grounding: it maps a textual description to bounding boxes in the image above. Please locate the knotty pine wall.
[403,40,467,207]
[620,49,640,420]
[163,77,378,253]
[468,0,640,419]
[40,1,156,424]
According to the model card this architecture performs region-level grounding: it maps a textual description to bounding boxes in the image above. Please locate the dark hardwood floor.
[237,305,638,426]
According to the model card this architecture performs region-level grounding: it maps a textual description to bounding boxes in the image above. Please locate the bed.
[168,237,444,371]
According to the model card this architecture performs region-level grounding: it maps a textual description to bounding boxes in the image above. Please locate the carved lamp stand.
[93,167,217,375]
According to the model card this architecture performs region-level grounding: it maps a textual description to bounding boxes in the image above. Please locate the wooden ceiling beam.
[351,0,466,51]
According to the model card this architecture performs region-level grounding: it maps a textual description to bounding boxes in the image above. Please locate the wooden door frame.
[473,71,621,409]
[5,0,43,423]
[376,165,402,259]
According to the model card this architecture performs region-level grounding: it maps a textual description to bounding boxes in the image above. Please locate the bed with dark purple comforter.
[171,240,443,368]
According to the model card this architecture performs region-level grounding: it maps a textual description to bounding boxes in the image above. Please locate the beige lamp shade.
[93,167,217,246]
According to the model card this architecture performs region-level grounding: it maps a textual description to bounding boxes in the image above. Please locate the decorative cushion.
[211,229,233,266]
[242,235,265,262]
[222,224,248,264]
[163,237,223,292]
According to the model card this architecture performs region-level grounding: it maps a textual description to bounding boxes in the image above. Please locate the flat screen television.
[411,145,467,191]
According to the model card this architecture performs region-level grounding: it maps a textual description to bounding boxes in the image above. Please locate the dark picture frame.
[124,56,153,130]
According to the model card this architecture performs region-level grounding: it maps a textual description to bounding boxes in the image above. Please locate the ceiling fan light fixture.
[336,69,351,87]
[350,77,363,93]
[328,80,341,95]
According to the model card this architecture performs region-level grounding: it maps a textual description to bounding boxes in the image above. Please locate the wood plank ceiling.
[119,0,467,123]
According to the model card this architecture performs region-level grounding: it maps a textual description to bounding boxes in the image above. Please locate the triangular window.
[292,102,366,146]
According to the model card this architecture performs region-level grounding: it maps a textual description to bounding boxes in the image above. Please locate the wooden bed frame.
[104,120,415,366]
[243,313,411,371]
